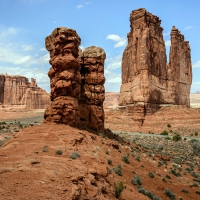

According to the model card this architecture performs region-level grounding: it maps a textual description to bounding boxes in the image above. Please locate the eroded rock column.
[79,46,106,133]
[44,27,81,126]
[167,26,192,106]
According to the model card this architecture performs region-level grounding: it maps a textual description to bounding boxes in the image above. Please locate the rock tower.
[44,27,81,126]
[119,8,192,123]
[44,28,106,133]
[79,46,106,133]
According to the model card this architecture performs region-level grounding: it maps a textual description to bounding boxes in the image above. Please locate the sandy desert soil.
[0,123,200,199]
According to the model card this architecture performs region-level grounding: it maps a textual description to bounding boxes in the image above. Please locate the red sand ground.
[0,122,200,199]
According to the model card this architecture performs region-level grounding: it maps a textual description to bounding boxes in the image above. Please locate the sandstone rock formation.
[0,74,50,109]
[167,26,192,105]
[44,28,106,132]
[44,27,81,126]
[104,92,119,108]
[79,46,106,133]
[119,8,192,123]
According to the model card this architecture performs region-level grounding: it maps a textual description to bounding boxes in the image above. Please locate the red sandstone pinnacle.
[119,8,192,116]
[118,8,192,126]
[44,27,81,126]
[78,46,106,133]
[44,28,106,132]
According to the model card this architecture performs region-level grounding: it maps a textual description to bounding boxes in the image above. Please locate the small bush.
[162,178,166,182]
[181,189,189,194]
[137,187,161,200]
[131,175,142,186]
[172,134,182,142]
[55,150,63,155]
[196,190,200,195]
[167,124,171,128]
[105,150,110,155]
[166,174,171,179]
[122,155,130,164]
[136,156,140,162]
[164,188,176,200]
[192,182,199,187]
[114,181,124,199]
[42,147,48,152]
[113,164,122,176]
[171,169,181,177]
[160,130,168,135]
[195,132,198,136]
[148,172,155,178]
[69,152,80,159]
[108,159,112,165]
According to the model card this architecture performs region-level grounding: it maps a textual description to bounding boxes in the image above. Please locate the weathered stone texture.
[0,74,50,109]
[167,26,192,106]
[44,27,106,132]
[44,27,81,126]
[79,46,106,133]
[119,8,192,112]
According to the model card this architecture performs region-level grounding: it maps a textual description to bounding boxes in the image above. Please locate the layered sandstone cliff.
[119,8,192,122]
[0,74,50,109]
[44,27,106,132]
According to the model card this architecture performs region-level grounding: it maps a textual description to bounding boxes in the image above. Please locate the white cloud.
[40,47,46,51]
[193,60,200,68]
[106,54,122,70]
[13,55,36,66]
[76,4,83,9]
[105,73,121,92]
[107,76,121,84]
[39,53,49,63]
[105,69,111,75]
[85,1,91,4]
[165,40,171,47]
[21,45,33,51]
[53,21,57,24]
[79,45,85,50]
[106,34,127,48]
[163,32,170,37]
[0,44,20,62]
[0,26,18,43]
[184,26,192,30]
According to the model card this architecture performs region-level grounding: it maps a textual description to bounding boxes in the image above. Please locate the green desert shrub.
[69,151,80,159]
[181,189,189,194]
[164,188,176,200]
[122,154,130,164]
[55,150,63,155]
[138,187,161,200]
[167,124,171,128]
[42,147,48,152]
[131,175,142,186]
[148,172,155,178]
[196,190,200,195]
[160,130,168,135]
[113,164,122,176]
[114,181,124,199]
[172,134,182,142]
[108,159,112,165]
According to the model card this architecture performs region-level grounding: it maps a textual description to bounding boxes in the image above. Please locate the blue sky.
[0,0,200,93]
